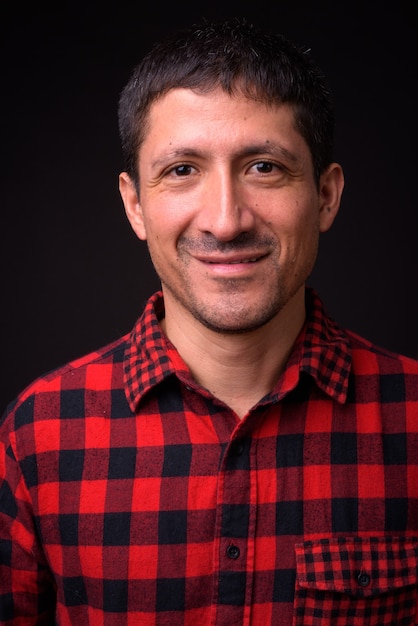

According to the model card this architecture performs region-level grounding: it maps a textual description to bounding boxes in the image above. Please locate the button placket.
[215,434,255,620]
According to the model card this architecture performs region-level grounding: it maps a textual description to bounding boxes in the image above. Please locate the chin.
[193,304,281,335]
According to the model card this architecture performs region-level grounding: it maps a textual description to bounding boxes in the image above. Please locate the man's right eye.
[170,164,193,176]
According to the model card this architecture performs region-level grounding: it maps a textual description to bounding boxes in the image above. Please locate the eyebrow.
[150,142,300,169]
[151,149,203,169]
[238,142,299,162]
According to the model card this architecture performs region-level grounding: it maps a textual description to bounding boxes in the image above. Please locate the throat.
[191,344,290,419]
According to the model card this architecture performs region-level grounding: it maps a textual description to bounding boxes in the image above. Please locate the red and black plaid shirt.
[1,288,418,625]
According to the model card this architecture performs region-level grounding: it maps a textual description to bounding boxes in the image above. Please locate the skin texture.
[119,88,344,416]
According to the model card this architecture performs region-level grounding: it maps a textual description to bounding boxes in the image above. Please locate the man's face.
[120,88,342,333]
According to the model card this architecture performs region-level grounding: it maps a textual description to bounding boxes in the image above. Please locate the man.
[1,18,417,626]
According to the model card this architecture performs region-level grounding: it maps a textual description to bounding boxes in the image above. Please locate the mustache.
[177,233,276,253]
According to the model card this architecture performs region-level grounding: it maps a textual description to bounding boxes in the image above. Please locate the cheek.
[142,214,182,266]
[294,229,320,271]
[280,212,320,262]
[143,196,192,239]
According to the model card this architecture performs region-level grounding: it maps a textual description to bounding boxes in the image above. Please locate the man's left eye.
[254,162,275,173]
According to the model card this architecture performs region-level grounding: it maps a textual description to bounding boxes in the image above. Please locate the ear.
[318,162,345,233]
[119,172,147,240]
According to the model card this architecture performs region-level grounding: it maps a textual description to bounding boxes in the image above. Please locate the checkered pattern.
[294,537,418,624]
[1,288,417,625]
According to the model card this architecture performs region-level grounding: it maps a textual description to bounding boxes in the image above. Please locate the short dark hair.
[118,18,335,188]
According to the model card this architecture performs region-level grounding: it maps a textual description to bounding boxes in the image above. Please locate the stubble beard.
[152,232,317,335]
[162,272,299,335]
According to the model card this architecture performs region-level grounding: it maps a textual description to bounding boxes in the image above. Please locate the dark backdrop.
[1,2,417,415]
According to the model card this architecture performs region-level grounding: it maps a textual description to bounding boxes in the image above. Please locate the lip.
[196,252,268,264]
[195,252,268,275]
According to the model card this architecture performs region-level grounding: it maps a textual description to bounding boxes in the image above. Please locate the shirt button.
[226,544,240,559]
[230,440,245,456]
[357,572,371,587]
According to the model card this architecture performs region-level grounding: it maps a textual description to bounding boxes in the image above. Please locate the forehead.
[141,87,305,154]
[147,86,294,123]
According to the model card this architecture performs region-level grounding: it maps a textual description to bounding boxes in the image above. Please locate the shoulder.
[1,333,130,428]
[345,329,418,406]
[347,329,418,374]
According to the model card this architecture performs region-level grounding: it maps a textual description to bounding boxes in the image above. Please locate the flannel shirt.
[1,287,418,626]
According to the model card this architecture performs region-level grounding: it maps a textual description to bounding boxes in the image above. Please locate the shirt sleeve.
[0,410,56,624]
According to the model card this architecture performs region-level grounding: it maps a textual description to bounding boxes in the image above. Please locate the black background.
[1,2,417,415]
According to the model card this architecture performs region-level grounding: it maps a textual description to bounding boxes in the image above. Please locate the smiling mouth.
[206,257,260,264]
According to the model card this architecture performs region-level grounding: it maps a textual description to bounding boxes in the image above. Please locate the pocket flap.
[295,536,418,597]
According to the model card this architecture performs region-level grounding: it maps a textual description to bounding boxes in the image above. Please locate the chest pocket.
[293,536,418,626]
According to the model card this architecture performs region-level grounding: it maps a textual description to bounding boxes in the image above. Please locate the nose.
[196,170,256,241]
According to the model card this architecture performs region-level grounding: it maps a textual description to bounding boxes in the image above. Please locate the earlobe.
[119,172,147,240]
[318,163,345,233]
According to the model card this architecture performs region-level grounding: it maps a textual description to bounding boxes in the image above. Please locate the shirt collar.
[267,288,352,405]
[124,287,352,412]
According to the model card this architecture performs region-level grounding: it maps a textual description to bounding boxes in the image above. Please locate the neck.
[161,288,306,418]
